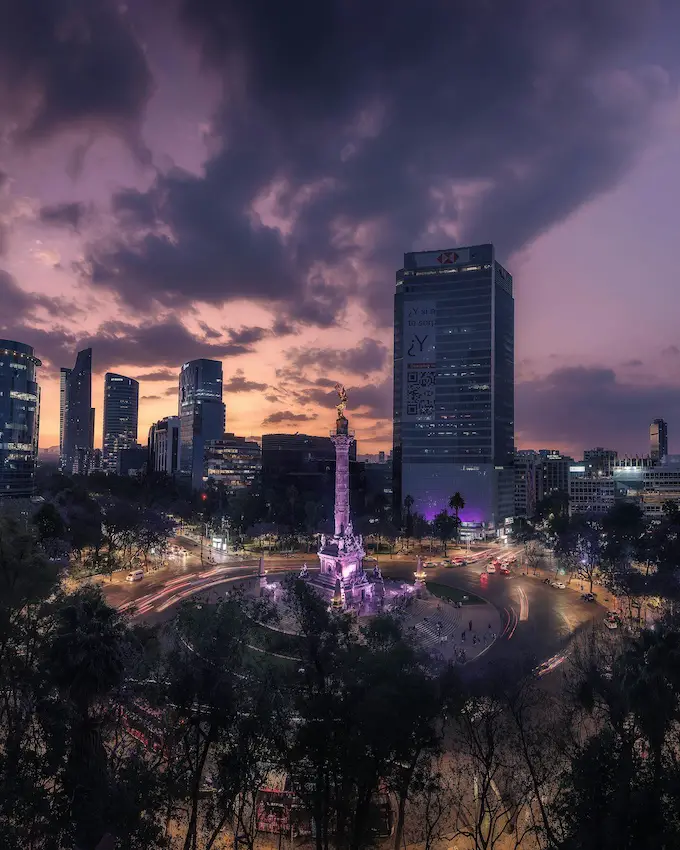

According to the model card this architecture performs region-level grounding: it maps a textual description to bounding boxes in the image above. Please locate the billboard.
[403,301,436,420]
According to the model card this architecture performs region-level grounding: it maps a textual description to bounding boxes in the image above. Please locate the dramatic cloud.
[135,369,177,381]
[286,337,388,377]
[262,410,318,426]
[39,202,86,230]
[516,366,680,455]
[0,269,83,322]
[84,0,671,327]
[0,0,153,149]
[223,369,268,393]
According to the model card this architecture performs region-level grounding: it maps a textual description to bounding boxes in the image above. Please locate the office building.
[536,452,574,502]
[514,452,538,518]
[61,348,94,475]
[118,445,147,477]
[102,373,139,473]
[393,244,514,535]
[0,340,41,498]
[583,447,618,476]
[642,456,680,518]
[179,359,225,490]
[148,416,180,474]
[204,434,261,492]
[650,419,668,462]
[568,464,616,515]
[59,367,71,466]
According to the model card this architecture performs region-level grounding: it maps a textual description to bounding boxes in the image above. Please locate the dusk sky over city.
[1,0,680,456]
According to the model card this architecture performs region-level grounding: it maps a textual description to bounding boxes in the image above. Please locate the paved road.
[107,543,606,682]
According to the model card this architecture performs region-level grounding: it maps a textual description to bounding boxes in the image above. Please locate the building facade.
[536,452,574,502]
[59,367,71,465]
[118,446,147,477]
[393,244,514,534]
[568,464,616,515]
[204,434,261,492]
[179,359,225,490]
[102,373,139,473]
[514,451,538,518]
[0,340,41,498]
[650,419,668,462]
[583,447,618,476]
[61,348,94,476]
[148,416,180,474]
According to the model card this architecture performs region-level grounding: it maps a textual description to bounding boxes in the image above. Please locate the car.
[486,563,497,573]
[581,592,596,602]
[543,577,551,584]
[604,618,618,630]
[551,581,566,589]
[453,558,467,566]
[126,569,144,582]
[425,561,436,569]
[500,565,511,575]
[492,559,502,568]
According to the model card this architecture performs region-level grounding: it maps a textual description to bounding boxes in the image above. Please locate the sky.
[1,0,680,458]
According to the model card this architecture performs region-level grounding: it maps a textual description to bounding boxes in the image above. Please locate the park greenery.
[2,510,680,848]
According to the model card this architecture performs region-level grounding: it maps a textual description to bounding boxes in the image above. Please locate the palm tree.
[449,492,465,544]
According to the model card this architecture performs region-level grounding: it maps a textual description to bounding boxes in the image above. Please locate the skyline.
[2,0,680,457]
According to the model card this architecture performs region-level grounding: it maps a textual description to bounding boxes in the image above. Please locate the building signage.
[412,248,470,268]
[403,301,436,420]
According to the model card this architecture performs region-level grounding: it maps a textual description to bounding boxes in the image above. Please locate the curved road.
[112,544,606,682]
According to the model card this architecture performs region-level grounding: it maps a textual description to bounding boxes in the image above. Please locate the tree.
[449,492,465,543]
[32,501,67,557]
[433,510,456,556]
[523,540,542,575]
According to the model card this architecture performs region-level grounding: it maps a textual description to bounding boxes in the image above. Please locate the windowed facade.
[0,340,41,498]
[102,373,139,473]
[393,244,514,531]
[179,359,225,490]
[61,348,93,476]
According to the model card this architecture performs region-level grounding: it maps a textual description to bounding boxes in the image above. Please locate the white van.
[126,569,144,582]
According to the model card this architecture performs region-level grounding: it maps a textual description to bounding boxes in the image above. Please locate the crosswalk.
[401,598,462,648]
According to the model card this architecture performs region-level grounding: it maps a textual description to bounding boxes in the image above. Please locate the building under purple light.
[392,244,514,536]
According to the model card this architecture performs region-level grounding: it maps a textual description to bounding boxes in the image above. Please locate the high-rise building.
[102,373,139,473]
[204,434,261,492]
[178,359,225,489]
[148,416,181,475]
[61,348,94,475]
[0,340,41,498]
[514,451,538,518]
[536,452,574,502]
[393,244,514,535]
[583,447,618,476]
[59,367,71,466]
[650,418,668,462]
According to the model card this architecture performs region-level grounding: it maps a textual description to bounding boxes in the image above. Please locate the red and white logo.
[437,251,459,264]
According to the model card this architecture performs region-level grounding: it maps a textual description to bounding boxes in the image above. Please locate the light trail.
[517,586,529,621]
[506,606,519,640]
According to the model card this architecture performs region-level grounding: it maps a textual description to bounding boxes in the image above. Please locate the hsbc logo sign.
[412,247,470,269]
[437,251,458,264]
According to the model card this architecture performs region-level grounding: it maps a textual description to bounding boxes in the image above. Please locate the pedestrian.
[461,631,466,642]
[492,632,496,640]
[488,623,492,631]
[468,619,473,632]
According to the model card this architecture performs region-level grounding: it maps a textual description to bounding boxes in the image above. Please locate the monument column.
[332,414,352,537]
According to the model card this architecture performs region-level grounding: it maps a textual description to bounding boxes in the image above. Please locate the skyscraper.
[59,367,71,467]
[102,373,139,473]
[393,244,514,535]
[148,416,180,474]
[0,340,41,498]
[61,348,94,475]
[178,359,225,489]
[650,418,668,462]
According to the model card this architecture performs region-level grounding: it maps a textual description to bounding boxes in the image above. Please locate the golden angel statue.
[334,383,348,418]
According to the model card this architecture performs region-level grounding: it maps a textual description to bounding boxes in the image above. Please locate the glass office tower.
[59,367,71,468]
[393,244,514,535]
[179,359,225,490]
[650,418,668,462]
[62,348,94,475]
[0,340,41,498]
[102,373,139,473]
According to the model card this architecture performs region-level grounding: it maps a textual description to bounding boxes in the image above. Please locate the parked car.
[581,592,596,602]
[543,578,551,584]
[126,569,144,582]
[551,581,566,589]
[425,561,437,569]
